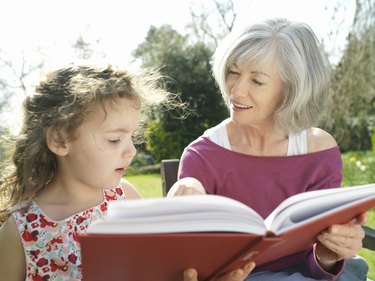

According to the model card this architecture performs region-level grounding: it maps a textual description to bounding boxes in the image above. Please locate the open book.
[80,183,375,281]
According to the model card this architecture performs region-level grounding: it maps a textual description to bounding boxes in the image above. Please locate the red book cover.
[80,184,375,281]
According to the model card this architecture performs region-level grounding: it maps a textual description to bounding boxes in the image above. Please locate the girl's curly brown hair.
[0,63,179,223]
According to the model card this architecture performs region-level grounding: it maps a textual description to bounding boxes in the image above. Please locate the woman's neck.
[226,120,289,156]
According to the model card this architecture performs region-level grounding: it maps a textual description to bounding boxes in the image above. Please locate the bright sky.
[1,0,356,65]
[0,0,356,128]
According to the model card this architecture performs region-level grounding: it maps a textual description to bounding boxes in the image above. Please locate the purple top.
[178,136,344,280]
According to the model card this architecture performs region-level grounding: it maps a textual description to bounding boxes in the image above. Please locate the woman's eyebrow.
[251,71,271,78]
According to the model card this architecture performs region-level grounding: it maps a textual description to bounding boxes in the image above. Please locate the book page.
[87,195,268,235]
[265,183,375,234]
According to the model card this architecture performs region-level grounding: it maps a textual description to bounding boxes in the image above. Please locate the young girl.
[0,64,253,281]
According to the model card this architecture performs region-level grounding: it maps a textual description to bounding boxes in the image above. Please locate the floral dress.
[12,186,127,281]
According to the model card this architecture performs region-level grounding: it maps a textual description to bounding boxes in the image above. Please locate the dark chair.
[160,159,180,197]
[161,159,375,251]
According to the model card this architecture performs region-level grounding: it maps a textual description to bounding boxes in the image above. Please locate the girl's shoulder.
[119,178,142,200]
[0,215,20,244]
[0,216,26,279]
[103,179,141,201]
[307,127,338,153]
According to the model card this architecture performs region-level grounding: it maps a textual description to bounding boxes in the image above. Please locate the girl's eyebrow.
[105,128,129,133]
[106,126,139,134]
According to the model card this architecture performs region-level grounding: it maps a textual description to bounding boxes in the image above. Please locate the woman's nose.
[230,79,249,98]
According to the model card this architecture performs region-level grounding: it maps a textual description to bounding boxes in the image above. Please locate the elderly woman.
[171,18,368,281]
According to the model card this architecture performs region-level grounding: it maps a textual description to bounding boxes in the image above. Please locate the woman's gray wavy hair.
[212,18,331,133]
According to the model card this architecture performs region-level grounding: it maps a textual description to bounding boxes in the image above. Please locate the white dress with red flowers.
[12,186,127,281]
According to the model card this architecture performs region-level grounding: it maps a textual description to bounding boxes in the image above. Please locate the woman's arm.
[167,177,206,197]
[0,216,26,281]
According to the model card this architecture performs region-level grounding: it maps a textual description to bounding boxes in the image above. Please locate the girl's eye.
[109,139,120,144]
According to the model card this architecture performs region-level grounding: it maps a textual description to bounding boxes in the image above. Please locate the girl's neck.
[34,178,104,221]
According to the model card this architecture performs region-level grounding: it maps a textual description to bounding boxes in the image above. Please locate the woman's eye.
[253,79,264,86]
[228,70,239,75]
[109,139,120,144]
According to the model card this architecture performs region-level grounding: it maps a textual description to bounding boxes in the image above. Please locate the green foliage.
[321,0,375,151]
[144,120,188,162]
[333,150,375,278]
[0,127,13,170]
[133,25,228,162]
[341,151,375,186]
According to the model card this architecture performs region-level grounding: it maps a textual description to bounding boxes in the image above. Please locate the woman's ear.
[46,128,69,156]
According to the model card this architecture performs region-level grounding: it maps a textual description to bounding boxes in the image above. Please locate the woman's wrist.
[315,252,337,271]
[314,246,342,273]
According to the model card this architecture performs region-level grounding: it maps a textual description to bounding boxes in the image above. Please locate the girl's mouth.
[115,168,126,175]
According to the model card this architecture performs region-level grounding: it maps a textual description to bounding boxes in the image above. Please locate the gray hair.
[212,18,331,132]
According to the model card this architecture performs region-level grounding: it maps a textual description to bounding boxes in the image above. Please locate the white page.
[88,212,267,234]
[265,184,375,235]
[107,195,262,219]
[88,195,267,235]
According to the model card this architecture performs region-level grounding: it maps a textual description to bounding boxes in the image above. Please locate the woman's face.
[225,61,284,127]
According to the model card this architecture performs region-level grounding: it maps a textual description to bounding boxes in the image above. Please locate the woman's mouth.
[232,100,253,110]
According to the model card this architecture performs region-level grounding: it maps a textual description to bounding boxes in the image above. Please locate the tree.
[72,33,106,60]
[0,47,47,137]
[321,0,375,151]
[186,0,236,48]
[133,25,228,161]
[0,33,102,124]
[0,34,102,165]
[0,48,45,97]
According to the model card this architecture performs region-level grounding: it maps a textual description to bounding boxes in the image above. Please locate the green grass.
[342,151,375,186]
[342,151,375,279]
[126,150,375,279]
[125,174,163,198]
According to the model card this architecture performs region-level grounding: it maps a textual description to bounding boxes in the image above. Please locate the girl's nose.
[123,141,137,159]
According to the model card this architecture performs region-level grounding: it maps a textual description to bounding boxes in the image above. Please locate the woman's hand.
[167,177,206,197]
[170,179,255,280]
[315,213,367,271]
[183,262,255,281]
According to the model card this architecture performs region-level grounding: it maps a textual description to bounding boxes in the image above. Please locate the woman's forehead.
[230,59,280,74]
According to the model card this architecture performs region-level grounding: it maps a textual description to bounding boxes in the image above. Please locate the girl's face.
[63,98,139,190]
[225,61,284,127]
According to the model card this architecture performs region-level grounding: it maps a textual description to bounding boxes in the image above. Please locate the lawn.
[126,150,375,279]
[125,174,163,198]
[341,151,375,279]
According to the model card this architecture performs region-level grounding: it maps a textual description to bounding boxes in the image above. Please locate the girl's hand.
[167,177,206,197]
[315,213,367,271]
[183,262,255,281]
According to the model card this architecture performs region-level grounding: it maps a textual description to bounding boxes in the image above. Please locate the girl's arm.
[0,216,26,281]
[121,178,143,200]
